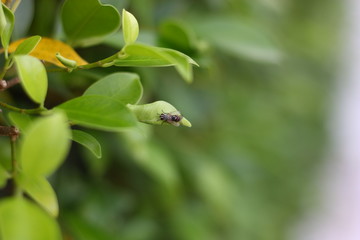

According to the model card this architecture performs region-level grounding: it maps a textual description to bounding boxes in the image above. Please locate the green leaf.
[17,174,59,217]
[122,9,139,45]
[61,0,121,47]
[191,17,282,63]
[0,4,14,50]
[13,35,41,55]
[114,43,198,83]
[0,165,10,188]
[56,95,137,131]
[0,197,62,240]
[116,44,171,66]
[83,72,143,104]
[14,55,48,105]
[158,20,198,53]
[0,3,7,36]
[71,130,102,159]
[160,48,195,83]
[19,111,71,177]
[7,112,33,134]
[127,100,192,127]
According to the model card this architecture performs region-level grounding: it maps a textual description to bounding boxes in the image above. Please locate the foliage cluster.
[0,0,342,239]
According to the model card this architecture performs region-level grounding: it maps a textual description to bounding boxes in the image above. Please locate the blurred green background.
[1,0,344,239]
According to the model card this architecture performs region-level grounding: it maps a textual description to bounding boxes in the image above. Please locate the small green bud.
[55,52,77,69]
[127,101,192,127]
[122,9,139,45]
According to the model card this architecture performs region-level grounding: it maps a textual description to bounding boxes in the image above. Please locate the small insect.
[159,111,183,126]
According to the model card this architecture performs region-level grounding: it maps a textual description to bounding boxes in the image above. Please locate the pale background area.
[291,0,360,239]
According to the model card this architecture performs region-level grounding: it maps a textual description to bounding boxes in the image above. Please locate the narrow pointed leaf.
[71,130,102,159]
[0,3,7,35]
[0,4,14,49]
[13,35,41,55]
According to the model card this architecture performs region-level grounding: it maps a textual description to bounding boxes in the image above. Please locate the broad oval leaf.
[14,55,47,105]
[114,44,198,83]
[13,35,41,55]
[83,72,143,104]
[17,174,59,217]
[9,37,88,67]
[71,130,102,159]
[61,0,120,47]
[19,111,71,177]
[0,197,62,240]
[0,4,14,50]
[56,95,137,131]
[122,9,139,45]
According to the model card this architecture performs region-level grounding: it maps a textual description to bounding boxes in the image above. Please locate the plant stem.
[0,77,20,91]
[0,57,12,80]
[0,101,46,114]
[77,52,119,69]
[10,135,22,197]
[47,51,121,72]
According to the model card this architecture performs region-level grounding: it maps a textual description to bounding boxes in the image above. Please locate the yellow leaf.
[1,0,6,3]
[8,37,88,67]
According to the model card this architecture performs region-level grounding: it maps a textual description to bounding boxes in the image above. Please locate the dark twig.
[0,126,20,141]
[0,77,20,91]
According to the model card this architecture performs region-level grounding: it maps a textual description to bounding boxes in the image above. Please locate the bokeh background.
[1,0,348,239]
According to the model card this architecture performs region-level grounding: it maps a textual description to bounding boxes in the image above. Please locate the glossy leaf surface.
[13,35,41,55]
[83,72,143,104]
[56,95,137,131]
[14,55,47,105]
[61,0,120,47]
[122,9,139,45]
[71,130,102,159]
[18,111,71,177]
[114,44,197,83]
